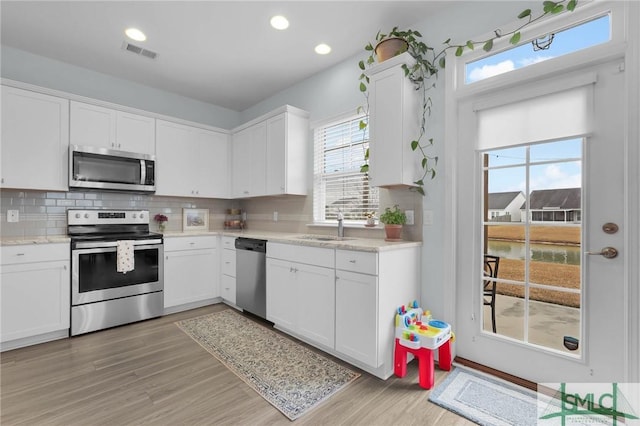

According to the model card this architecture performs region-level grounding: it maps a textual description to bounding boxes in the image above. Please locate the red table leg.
[438,339,452,371]
[394,338,408,378]
[417,347,435,389]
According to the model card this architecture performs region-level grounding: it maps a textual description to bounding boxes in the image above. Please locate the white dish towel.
[116,240,135,274]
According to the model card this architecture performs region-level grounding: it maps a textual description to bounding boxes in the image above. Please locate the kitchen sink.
[296,235,355,242]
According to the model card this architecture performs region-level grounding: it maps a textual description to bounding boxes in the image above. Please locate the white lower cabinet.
[220,236,237,305]
[1,243,70,350]
[335,269,378,367]
[266,242,420,379]
[266,243,335,349]
[164,236,219,312]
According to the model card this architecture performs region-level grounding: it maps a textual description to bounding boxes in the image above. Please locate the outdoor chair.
[483,255,500,333]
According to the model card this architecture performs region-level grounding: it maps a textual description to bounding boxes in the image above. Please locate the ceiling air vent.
[122,42,158,60]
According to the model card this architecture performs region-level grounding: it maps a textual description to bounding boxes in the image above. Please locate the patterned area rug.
[176,309,360,420]
[429,367,538,426]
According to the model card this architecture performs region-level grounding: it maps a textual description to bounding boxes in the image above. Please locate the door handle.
[585,247,618,259]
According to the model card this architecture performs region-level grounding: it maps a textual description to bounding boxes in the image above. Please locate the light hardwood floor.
[1,304,473,425]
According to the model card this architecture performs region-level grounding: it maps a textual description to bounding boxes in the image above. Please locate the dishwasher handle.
[235,237,267,252]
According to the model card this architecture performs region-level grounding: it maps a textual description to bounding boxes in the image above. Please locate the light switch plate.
[7,210,19,222]
[273,211,278,222]
[423,210,433,226]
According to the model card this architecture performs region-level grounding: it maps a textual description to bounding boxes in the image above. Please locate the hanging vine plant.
[358,0,578,195]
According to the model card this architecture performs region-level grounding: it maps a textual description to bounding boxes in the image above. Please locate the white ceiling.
[0,1,451,112]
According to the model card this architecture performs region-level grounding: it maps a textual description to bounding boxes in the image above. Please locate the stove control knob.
[139,213,144,219]
[132,213,137,219]
[75,213,81,219]
[84,213,90,219]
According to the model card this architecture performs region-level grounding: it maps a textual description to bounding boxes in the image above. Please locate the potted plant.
[379,205,407,241]
[358,1,578,195]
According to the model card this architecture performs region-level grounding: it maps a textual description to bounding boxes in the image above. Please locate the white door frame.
[442,1,639,382]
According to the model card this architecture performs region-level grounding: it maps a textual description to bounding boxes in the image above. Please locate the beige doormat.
[176,309,360,420]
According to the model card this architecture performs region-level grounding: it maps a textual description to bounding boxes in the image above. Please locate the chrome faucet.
[337,212,344,238]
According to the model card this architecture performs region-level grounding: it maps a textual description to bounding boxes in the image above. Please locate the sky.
[468,15,609,194]
[486,139,582,193]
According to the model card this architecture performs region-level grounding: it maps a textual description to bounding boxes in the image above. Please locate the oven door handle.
[73,239,163,250]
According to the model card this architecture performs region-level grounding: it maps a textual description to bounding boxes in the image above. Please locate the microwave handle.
[140,160,146,185]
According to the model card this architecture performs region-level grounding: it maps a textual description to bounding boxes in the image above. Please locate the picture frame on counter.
[182,208,209,231]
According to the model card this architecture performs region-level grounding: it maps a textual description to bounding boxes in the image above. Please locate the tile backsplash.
[0,189,232,238]
[0,187,423,241]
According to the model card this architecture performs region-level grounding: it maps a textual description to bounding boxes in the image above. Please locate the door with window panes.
[454,58,627,383]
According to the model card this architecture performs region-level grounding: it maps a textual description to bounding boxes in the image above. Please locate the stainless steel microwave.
[69,145,156,193]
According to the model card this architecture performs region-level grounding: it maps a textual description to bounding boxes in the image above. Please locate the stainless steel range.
[68,209,164,336]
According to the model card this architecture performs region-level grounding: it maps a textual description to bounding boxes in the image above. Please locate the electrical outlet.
[7,210,19,223]
[405,210,414,225]
[273,211,278,222]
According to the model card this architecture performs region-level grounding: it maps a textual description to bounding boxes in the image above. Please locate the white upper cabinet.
[1,86,69,191]
[232,121,266,197]
[366,53,421,188]
[70,101,155,155]
[266,111,308,196]
[155,119,229,198]
[232,106,309,198]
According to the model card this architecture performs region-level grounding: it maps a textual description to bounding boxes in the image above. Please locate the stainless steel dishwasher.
[235,237,267,319]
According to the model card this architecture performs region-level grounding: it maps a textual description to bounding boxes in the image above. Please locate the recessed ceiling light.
[270,15,289,30]
[315,43,331,55]
[125,28,146,42]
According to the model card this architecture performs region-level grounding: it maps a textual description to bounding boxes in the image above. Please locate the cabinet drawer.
[221,274,236,304]
[222,248,236,276]
[221,236,236,250]
[1,243,69,266]
[267,242,334,268]
[335,249,377,275]
[164,236,217,251]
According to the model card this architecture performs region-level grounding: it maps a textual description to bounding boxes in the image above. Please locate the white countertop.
[1,236,71,246]
[219,230,421,252]
[2,230,421,253]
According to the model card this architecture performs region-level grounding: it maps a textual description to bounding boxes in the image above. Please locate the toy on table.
[394,300,454,389]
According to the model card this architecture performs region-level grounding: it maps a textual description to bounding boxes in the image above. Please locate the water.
[488,240,581,265]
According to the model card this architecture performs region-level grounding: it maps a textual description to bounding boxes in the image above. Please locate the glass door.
[454,58,628,383]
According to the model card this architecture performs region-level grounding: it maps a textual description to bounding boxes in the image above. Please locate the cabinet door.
[266,113,286,195]
[155,120,196,196]
[296,263,335,348]
[231,127,252,197]
[0,261,70,342]
[116,111,155,155]
[1,86,69,191]
[196,128,228,198]
[232,122,267,198]
[266,258,296,331]
[368,64,420,188]
[335,270,379,367]
[164,248,217,308]
[249,121,267,196]
[70,101,116,149]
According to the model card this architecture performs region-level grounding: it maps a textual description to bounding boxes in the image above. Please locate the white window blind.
[476,83,594,150]
[313,114,379,222]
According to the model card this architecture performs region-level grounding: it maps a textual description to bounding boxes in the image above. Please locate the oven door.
[71,241,163,305]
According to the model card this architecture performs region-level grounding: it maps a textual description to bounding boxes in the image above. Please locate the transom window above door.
[465,13,611,84]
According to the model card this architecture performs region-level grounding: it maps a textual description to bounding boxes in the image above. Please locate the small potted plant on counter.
[379,205,406,241]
